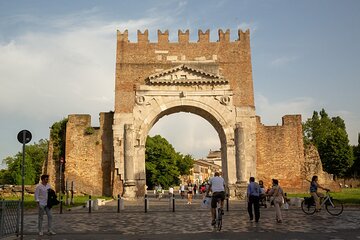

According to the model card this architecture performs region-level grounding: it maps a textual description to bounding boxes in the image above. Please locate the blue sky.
[1,0,360,167]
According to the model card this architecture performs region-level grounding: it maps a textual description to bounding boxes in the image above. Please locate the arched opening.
[130,103,234,197]
[149,112,220,159]
[146,112,221,190]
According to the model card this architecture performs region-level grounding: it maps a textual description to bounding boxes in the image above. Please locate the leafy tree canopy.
[0,139,48,185]
[350,133,360,178]
[303,109,353,178]
[145,135,194,189]
[50,118,67,160]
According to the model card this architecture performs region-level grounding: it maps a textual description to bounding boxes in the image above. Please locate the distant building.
[180,150,222,185]
[204,150,222,167]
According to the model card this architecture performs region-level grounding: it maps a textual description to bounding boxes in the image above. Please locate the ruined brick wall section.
[256,115,306,191]
[303,144,340,191]
[99,112,120,196]
[115,29,254,113]
[64,113,114,196]
[43,138,58,190]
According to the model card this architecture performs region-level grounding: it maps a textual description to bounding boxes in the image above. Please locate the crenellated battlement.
[178,29,189,43]
[157,30,169,44]
[137,30,149,43]
[198,29,210,42]
[218,29,230,42]
[117,29,128,42]
[117,29,250,43]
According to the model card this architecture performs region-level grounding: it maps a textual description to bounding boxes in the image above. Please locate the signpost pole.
[17,130,32,240]
[20,131,25,240]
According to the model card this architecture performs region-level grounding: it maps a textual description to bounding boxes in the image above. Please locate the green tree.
[50,118,67,160]
[303,109,353,178]
[145,135,194,189]
[177,154,194,176]
[0,169,13,184]
[350,133,360,178]
[1,139,48,184]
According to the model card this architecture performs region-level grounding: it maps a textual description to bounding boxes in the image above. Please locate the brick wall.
[256,115,306,191]
[62,112,115,196]
[115,29,254,113]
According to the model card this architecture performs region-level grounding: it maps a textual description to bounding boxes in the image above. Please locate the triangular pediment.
[146,64,228,85]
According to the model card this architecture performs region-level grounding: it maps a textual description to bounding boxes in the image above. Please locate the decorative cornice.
[146,64,228,85]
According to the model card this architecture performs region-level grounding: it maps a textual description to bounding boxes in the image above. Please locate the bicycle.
[213,198,223,231]
[301,190,343,216]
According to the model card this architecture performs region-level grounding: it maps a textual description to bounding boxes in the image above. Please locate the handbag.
[275,195,284,205]
[201,196,211,208]
[270,186,284,205]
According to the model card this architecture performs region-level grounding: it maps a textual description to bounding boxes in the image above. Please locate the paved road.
[10,198,360,240]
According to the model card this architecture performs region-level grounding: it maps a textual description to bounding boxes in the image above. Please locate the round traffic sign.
[17,130,32,144]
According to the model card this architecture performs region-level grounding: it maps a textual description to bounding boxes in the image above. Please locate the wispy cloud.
[0,11,168,119]
[255,93,317,125]
[270,56,298,67]
[0,8,193,163]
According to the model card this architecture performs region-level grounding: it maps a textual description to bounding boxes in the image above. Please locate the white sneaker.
[39,231,43,236]
[48,230,56,235]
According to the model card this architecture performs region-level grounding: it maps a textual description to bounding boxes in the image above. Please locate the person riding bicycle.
[206,172,226,226]
[310,175,329,212]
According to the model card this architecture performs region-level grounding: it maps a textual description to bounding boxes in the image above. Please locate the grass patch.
[1,194,113,209]
[288,188,360,205]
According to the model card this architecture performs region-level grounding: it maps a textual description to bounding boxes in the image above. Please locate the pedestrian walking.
[193,184,197,198]
[169,186,174,197]
[247,177,260,222]
[180,184,185,199]
[267,179,285,223]
[187,182,193,204]
[34,174,56,236]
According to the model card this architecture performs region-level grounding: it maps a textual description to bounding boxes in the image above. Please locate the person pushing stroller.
[259,180,267,208]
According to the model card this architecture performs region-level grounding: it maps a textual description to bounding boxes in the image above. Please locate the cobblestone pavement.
[13,197,360,240]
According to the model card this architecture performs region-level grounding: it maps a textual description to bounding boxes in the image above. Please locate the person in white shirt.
[168,186,174,197]
[34,174,56,236]
[180,184,185,199]
[206,172,226,226]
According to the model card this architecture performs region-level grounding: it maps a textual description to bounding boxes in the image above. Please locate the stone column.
[233,124,248,199]
[123,124,136,198]
[235,124,246,184]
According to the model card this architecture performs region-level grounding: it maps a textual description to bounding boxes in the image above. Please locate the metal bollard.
[88,195,92,213]
[226,194,229,212]
[60,195,63,214]
[70,181,74,205]
[172,193,175,212]
[117,194,120,213]
[65,181,69,205]
[144,194,148,213]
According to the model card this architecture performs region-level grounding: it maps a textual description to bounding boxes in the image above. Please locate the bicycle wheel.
[325,199,343,216]
[301,200,316,215]
[217,208,222,231]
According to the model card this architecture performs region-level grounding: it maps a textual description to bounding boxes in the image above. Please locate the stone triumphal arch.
[114,29,256,198]
[46,29,331,199]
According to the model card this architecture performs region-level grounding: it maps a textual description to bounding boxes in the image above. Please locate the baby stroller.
[259,180,267,208]
[259,193,267,208]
